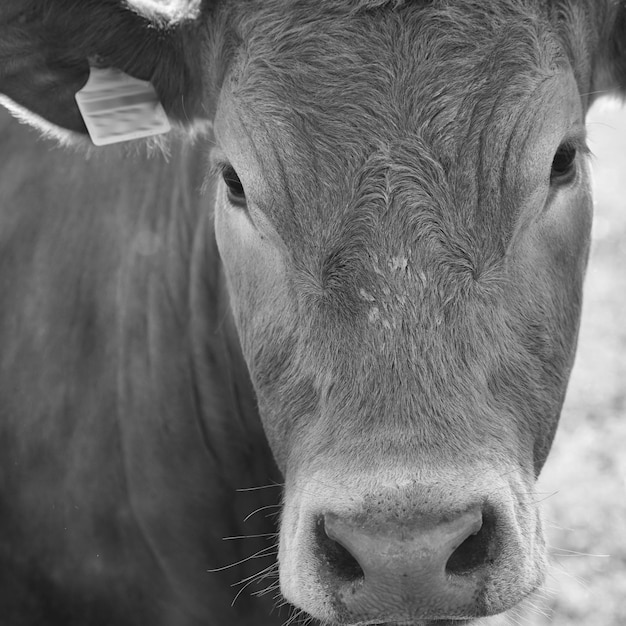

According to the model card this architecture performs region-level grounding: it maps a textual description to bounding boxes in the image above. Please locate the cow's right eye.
[222,165,247,207]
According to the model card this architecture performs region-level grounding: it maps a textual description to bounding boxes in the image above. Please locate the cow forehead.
[215,2,585,333]
[221,2,571,239]
[227,1,566,159]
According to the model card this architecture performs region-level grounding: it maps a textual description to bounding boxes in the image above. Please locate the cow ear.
[593,2,626,99]
[0,0,213,139]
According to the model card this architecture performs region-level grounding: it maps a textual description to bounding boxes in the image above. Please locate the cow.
[0,1,624,625]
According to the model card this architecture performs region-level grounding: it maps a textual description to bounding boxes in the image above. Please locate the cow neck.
[112,137,282,623]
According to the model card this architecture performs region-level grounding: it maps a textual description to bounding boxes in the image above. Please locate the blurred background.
[523,98,626,624]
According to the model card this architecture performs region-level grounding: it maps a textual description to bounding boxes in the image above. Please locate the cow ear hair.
[0,0,215,141]
[126,0,202,24]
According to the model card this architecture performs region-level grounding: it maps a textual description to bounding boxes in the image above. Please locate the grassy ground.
[521,98,626,624]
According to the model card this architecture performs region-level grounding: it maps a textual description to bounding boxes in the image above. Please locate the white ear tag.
[75,66,171,146]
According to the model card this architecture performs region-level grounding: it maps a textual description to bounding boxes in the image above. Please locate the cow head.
[2,0,625,623]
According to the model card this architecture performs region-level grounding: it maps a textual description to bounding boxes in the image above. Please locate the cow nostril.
[445,511,495,575]
[316,516,364,582]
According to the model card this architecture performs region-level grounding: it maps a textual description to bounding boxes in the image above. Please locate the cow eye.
[550,144,577,184]
[222,165,247,206]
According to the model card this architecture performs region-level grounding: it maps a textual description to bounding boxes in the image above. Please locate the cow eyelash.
[220,164,247,207]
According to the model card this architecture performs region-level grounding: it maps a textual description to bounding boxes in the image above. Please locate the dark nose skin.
[319,506,494,621]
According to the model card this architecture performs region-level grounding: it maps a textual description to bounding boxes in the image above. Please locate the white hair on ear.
[0,95,84,147]
[125,0,202,25]
[0,93,213,151]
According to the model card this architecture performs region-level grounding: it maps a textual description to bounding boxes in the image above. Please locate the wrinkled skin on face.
[212,2,593,622]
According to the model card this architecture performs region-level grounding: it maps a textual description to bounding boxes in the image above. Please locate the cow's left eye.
[222,165,247,206]
[550,144,577,184]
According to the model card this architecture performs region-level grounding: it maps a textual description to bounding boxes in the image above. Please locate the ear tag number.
[75,67,171,146]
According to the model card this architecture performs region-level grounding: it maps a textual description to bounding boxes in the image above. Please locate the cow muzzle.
[278,467,544,624]
[320,505,489,619]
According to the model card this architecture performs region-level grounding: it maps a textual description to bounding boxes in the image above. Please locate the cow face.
[2,0,625,624]
[212,3,592,623]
